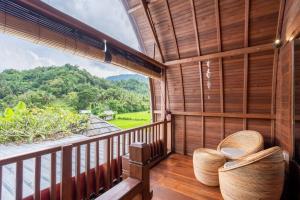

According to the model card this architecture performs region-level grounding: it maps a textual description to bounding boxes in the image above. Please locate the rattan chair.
[193,148,226,186]
[217,130,264,160]
[218,146,285,200]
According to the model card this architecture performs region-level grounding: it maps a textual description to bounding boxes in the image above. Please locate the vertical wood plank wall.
[275,0,300,158]
[149,0,280,155]
[125,0,297,157]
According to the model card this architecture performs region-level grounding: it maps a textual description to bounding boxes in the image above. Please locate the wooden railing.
[0,120,171,200]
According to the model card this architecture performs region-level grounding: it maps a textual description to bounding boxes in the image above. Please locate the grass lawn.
[109,111,151,129]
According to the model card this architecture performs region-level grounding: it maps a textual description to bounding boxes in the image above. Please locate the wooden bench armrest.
[96,178,142,200]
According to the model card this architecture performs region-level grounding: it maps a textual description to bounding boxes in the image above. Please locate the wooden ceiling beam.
[127,4,142,14]
[139,0,165,62]
[165,43,274,65]
[190,0,201,55]
[215,0,222,52]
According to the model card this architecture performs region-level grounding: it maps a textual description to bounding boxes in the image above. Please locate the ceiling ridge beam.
[165,43,274,65]
[139,0,165,62]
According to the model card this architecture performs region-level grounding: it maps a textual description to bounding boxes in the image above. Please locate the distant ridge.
[106,74,147,83]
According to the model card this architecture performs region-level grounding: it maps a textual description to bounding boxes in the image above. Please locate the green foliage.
[0,101,88,144]
[0,64,150,114]
[109,111,151,129]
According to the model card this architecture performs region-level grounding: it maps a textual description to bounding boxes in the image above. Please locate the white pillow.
[221,147,245,159]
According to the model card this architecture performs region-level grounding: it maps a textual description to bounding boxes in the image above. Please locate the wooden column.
[61,144,73,200]
[129,143,152,200]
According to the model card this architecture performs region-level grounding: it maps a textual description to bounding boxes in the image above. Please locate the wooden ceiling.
[122,0,281,64]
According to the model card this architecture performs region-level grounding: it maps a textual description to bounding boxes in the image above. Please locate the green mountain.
[106,74,148,83]
[0,64,149,114]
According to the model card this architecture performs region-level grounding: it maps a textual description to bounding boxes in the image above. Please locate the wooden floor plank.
[150,154,222,200]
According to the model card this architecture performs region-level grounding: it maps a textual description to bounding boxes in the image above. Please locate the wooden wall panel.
[149,1,178,61]
[124,0,285,155]
[186,116,203,155]
[182,63,202,112]
[219,0,245,51]
[204,117,222,149]
[223,55,244,113]
[281,0,300,43]
[248,50,274,114]
[152,79,162,111]
[248,119,272,147]
[275,43,293,155]
[166,66,185,111]
[168,0,198,58]
[202,59,221,112]
[174,115,185,154]
[249,0,280,46]
[224,118,244,137]
[194,0,218,55]
[294,40,300,163]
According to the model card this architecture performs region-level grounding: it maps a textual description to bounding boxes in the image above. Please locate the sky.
[0,0,141,78]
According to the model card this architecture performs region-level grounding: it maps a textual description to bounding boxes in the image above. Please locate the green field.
[109,111,151,129]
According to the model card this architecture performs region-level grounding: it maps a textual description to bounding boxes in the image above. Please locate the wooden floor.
[150,154,223,200]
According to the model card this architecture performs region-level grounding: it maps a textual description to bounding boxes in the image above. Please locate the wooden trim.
[16,161,23,200]
[190,0,200,55]
[215,0,224,138]
[61,145,72,200]
[215,0,222,52]
[243,1,250,129]
[76,146,81,200]
[244,0,249,47]
[96,178,142,200]
[171,111,276,119]
[165,43,274,65]
[50,153,56,200]
[165,0,179,57]
[128,4,142,14]
[243,54,248,129]
[34,156,41,200]
[139,0,164,62]
[190,0,205,147]
[271,0,286,144]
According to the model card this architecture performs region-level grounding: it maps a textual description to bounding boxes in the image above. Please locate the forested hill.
[0,64,149,114]
[106,74,147,82]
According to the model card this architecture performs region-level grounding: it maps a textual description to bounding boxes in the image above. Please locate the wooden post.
[129,143,152,200]
[61,144,73,200]
[163,119,168,157]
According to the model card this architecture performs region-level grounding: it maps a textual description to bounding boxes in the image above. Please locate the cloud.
[0,0,140,78]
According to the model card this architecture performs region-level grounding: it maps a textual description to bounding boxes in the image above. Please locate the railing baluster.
[141,128,144,142]
[133,130,136,142]
[61,145,73,200]
[76,146,81,200]
[35,156,41,200]
[158,124,161,154]
[50,152,56,200]
[122,134,125,156]
[16,161,23,200]
[86,143,91,197]
[117,135,121,182]
[95,141,100,194]
[137,130,140,142]
[106,138,111,189]
[0,166,2,200]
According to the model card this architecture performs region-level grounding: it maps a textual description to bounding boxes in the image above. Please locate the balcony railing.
[0,120,171,200]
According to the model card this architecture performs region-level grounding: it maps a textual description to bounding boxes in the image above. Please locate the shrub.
[0,101,88,144]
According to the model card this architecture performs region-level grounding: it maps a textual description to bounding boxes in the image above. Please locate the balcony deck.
[150,154,222,200]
